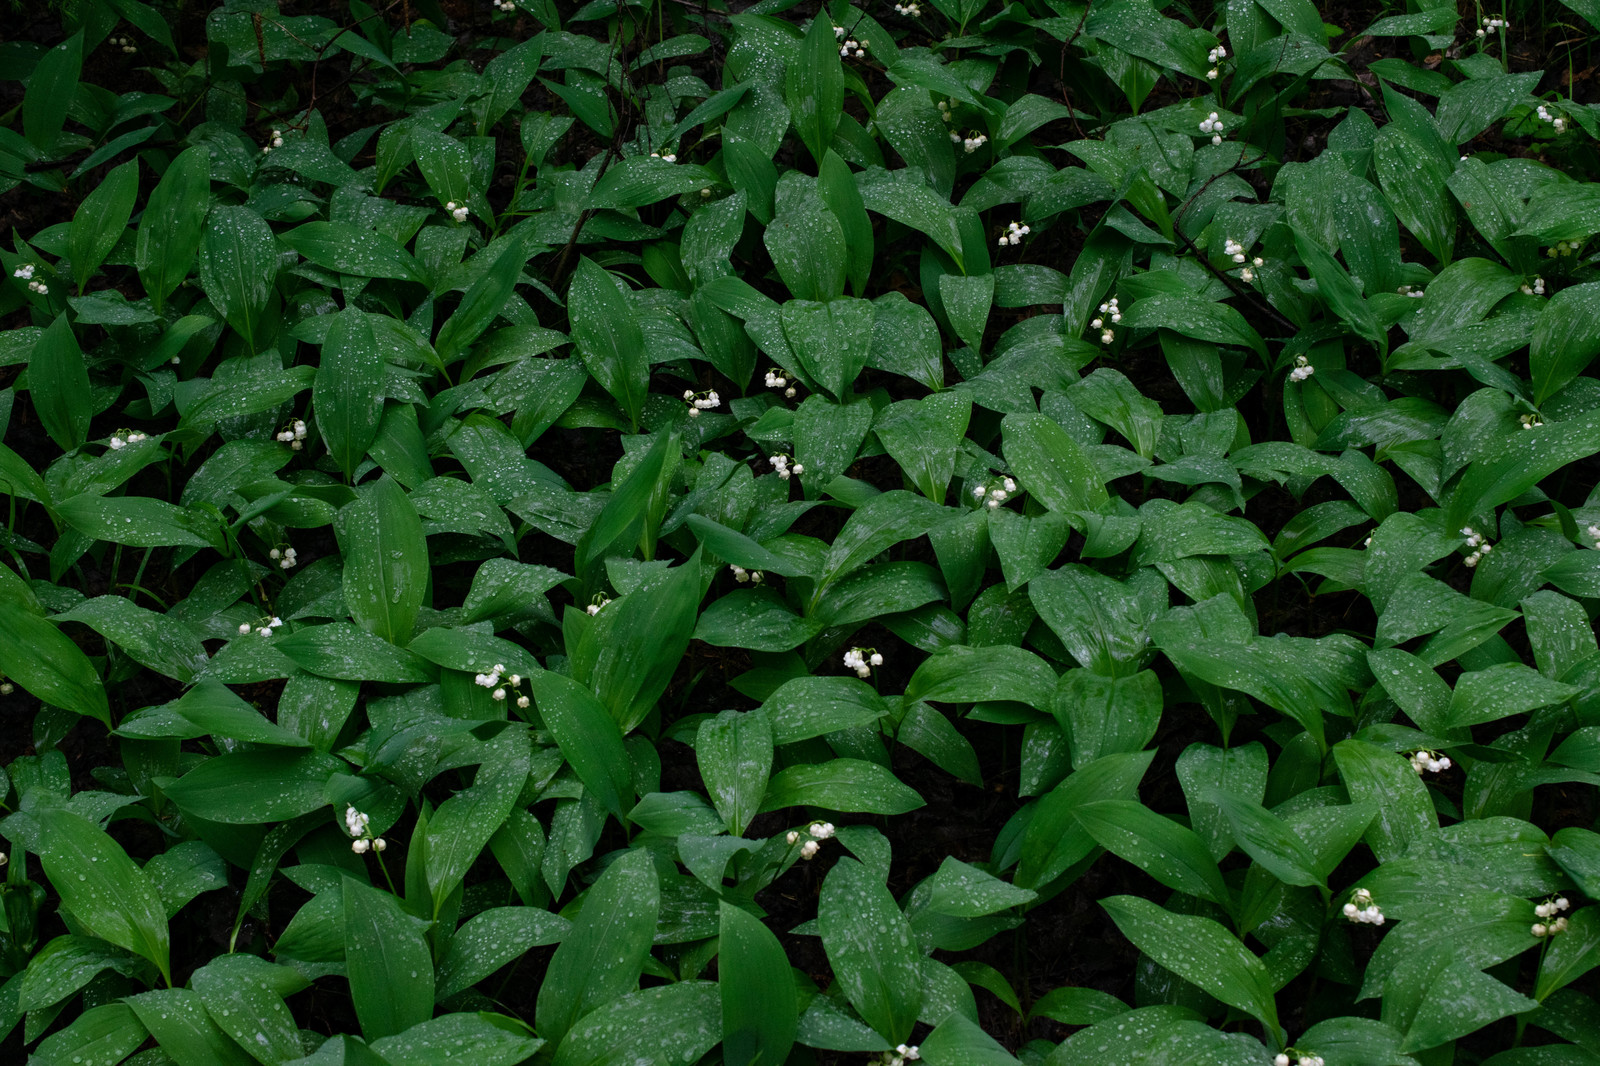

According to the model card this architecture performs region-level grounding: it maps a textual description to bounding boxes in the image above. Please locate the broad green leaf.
[0,565,110,726]
[425,730,531,916]
[1174,742,1269,861]
[1100,895,1281,1041]
[29,1002,147,1066]
[1537,907,1600,1000]
[314,310,387,478]
[59,493,220,549]
[436,907,569,1000]
[1333,738,1438,862]
[54,595,207,682]
[1211,791,1323,887]
[135,145,210,314]
[765,201,848,303]
[339,476,428,645]
[281,221,428,283]
[343,877,434,1041]
[1000,412,1109,513]
[535,847,659,1045]
[192,954,306,1065]
[530,671,633,821]
[1530,282,1600,405]
[30,314,92,452]
[720,902,798,1066]
[197,206,278,351]
[435,236,532,364]
[67,158,138,293]
[164,749,340,824]
[785,14,843,167]
[9,807,169,983]
[761,759,924,816]
[126,988,256,1066]
[553,982,721,1066]
[23,32,82,151]
[874,393,972,504]
[568,257,649,430]
[372,1014,543,1066]
[820,858,923,1044]
[697,710,773,836]
[1017,751,1154,889]
[1074,800,1230,908]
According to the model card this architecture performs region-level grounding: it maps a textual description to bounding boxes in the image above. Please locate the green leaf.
[283,221,427,284]
[553,982,721,1066]
[697,710,773,836]
[529,671,633,822]
[11,807,169,984]
[793,394,874,488]
[192,954,306,1064]
[874,393,972,504]
[818,151,873,296]
[54,595,208,682]
[918,1011,1020,1065]
[164,749,340,824]
[1073,800,1231,908]
[1449,663,1579,728]
[572,549,700,731]
[1175,742,1269,861]
[1100,895,1281,1041]
[372,1014,543,1066]
[30,314,92,452]
[134,146,210,314]
[1000,412,1109,513]
[785,14,844,167]
[1212,791,1323,887]
[426,730,531,917]
[1053,669,1163,769]
[436,907,569,1001]
[30,1002,147,1066]
[1333,738,1438,862]
[435,236,531,364]
[343,876,435,1041]
[761,759,924,815]
[1017,751,1154,889]
[0,566,110,726]
[720,901,798,1066]
[339,476,428,645]
[1293,229,1384,349]
[59,492,220,549]
[23,32,82,151]
[1403,961,1538,1053]
[765,202,848,303]
[1538,907,1600,1000]
[314,310,387,478]
[939,273,995,353]
[125,988,257,1066]
[820,857,923,1044]
[197,206,279,351]
[1531,282,1600,405]
[1374,125,1455,265]
[535,847,659,1045]
[67,158,138,293]
[568,257,648,430]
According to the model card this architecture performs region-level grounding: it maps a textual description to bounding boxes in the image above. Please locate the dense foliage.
[2,0,1600,1062]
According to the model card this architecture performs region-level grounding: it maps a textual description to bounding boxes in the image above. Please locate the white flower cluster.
[269,545,299,570]
[1536,104,1568,133]
[261,128,286,154]
[838,33,868,59]
[765,368,798,399]
[936,98,957,123]
[894,1,922,14]
[881,1045,921,1066]
[1549,240,1582,258]
[13,264,48,295]
[1274,1054,1324,1066]
[1199,111,1224,145]
[1461,525,1493,567]
[1533,897,1572,939]
[1288,355,1315,383]
[1223,238,1265,281]
[494,0,516,11]
[474,663,530,709]
[0,681,13,695]
[1521,276,1546,295]
[786,821,836,860]
[769,454,804,480]
[1092,296,1121,344]
[586,595,612,616]
[842,647,882,678]
[276,419,308,450]
[445,200,470,223]
[1343,887,1385,925]
[1408,749,1452,774]
[110,34,137,53]
[997,221,1031,247]
[1206,44,1226,79]
[108,430,148,450]
[649,150,677,163]
[345,807,388,855]
[1477,14,1510,34]
[1520,412,1544,430]
[1586,523,1600,550]
[729,564,764,584]
[973,476,1017,509]
[950,130,988,153]
[240,616,284,638]
[683,389,720,418]
[1396,283,1426,299]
